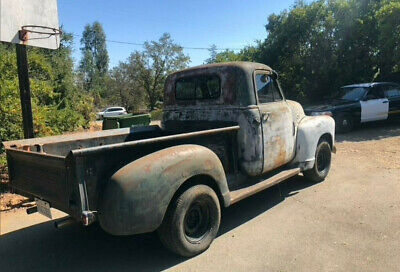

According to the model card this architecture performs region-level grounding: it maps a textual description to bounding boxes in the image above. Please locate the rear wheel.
[158,185,221,257]
[303,139,332,183]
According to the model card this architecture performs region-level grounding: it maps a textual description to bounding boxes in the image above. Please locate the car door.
[112,108,122,117]
[103,109,111,118]
[254,71,295,173]
[108,108,120,117]
[360,87,389,122]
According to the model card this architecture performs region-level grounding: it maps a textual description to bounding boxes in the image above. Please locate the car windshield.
[333,87,368,101]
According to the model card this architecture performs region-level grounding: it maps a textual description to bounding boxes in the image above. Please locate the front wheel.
[303,139,332,183]
[158,185,221,257]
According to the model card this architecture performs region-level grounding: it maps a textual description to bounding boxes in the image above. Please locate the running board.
[229,168,301,205]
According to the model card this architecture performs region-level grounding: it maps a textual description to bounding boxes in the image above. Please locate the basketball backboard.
[0,0,60,49]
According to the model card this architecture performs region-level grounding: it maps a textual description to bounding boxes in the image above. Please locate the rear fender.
[292,116,335,170]
[98,144,229,235]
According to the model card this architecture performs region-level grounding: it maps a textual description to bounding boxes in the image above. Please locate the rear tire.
[158,185,221,257]
[303,139,332,183]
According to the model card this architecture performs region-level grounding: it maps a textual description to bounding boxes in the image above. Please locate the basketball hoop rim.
[21,25,62,36]
[19,25,62,42]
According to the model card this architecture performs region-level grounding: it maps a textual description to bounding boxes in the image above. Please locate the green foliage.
[150,109,163,121]
[0,153,6,168]
[0,46,24,145]
[79,22,110,104]
[206,44,257,64]
[104,62,145,112]
[107,33,190,111]
[0,31,94,153]
[140,33,190,110]
[375,0,400,79]
[213,49,242,63]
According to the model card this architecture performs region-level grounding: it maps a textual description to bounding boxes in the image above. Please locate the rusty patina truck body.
[4,62,335,257]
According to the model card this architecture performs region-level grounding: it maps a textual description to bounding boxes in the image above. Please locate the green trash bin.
[102,113,151,130]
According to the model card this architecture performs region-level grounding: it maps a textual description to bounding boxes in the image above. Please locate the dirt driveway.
[0,121,399,272]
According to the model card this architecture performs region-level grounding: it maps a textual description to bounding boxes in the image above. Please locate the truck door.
[360,87,389,122]
[254,71,295,173]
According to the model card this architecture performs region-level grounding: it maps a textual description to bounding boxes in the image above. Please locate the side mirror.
[271,71,278,80]
[260,74,269,83]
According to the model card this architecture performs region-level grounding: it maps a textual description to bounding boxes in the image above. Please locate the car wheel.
[158,185,221,257]
[303,139,332,183]
[335,115,354,133]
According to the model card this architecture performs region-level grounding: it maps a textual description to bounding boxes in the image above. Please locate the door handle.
[382,101,389,104]
[261,112,270,122]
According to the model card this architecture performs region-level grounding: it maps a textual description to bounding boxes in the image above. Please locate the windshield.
[334,87,368,101]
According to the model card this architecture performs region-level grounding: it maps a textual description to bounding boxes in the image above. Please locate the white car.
[97,107,128,119]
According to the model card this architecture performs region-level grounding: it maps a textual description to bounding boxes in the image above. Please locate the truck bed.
[3,125,239,219]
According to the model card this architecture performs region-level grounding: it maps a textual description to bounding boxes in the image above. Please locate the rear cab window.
[175,75,221,100]
[254,72,283,103]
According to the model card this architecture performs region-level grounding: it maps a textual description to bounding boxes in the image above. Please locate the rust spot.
[274,136,287,168]
[163,159,188,176]
[204,159,214,171]
[19,30,29,45]
[223,68,237,104]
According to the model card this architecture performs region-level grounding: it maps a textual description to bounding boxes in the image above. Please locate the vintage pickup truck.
[3,62,335,257]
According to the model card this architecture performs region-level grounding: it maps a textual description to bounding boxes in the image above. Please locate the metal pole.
[15,44,34,139]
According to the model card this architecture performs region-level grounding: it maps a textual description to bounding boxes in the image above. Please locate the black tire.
[303,139,332,183]
[158,185,221,257]
[335,115,354,133]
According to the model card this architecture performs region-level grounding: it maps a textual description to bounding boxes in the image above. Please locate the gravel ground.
[0,120,399,271]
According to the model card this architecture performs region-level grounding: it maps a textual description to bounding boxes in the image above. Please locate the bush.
[0,153,8,191]
[150,109,163,121]
[0,40,94,154]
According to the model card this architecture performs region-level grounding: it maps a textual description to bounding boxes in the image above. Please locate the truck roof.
[170,61,273,76]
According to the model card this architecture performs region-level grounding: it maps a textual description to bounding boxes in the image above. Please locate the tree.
[205,44,218,63]
[375,0,400,82]
[79,21,109,103]
[213,49,242,63]
[105,61,145,112]
[206,44,259,64]
[134,33,190,110]
[241,0,398,103]
[103,33,189,111]
[0,30,94,154]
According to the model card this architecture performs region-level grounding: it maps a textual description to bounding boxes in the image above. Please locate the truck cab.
[163,62,335,177]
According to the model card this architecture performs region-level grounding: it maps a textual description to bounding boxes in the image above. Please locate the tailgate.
[6,149,68,210]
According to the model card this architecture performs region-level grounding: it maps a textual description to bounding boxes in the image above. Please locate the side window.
[384,85,400,98]
[255,73,283,104]
[368,87,385,99]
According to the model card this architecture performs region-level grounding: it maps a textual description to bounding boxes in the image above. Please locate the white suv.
[97,107,127,119]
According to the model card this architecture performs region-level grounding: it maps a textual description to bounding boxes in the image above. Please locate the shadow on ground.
[335,119,400,143]
[0,175,315,272]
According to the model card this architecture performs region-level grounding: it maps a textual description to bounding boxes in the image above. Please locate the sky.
[58,0,296,68]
